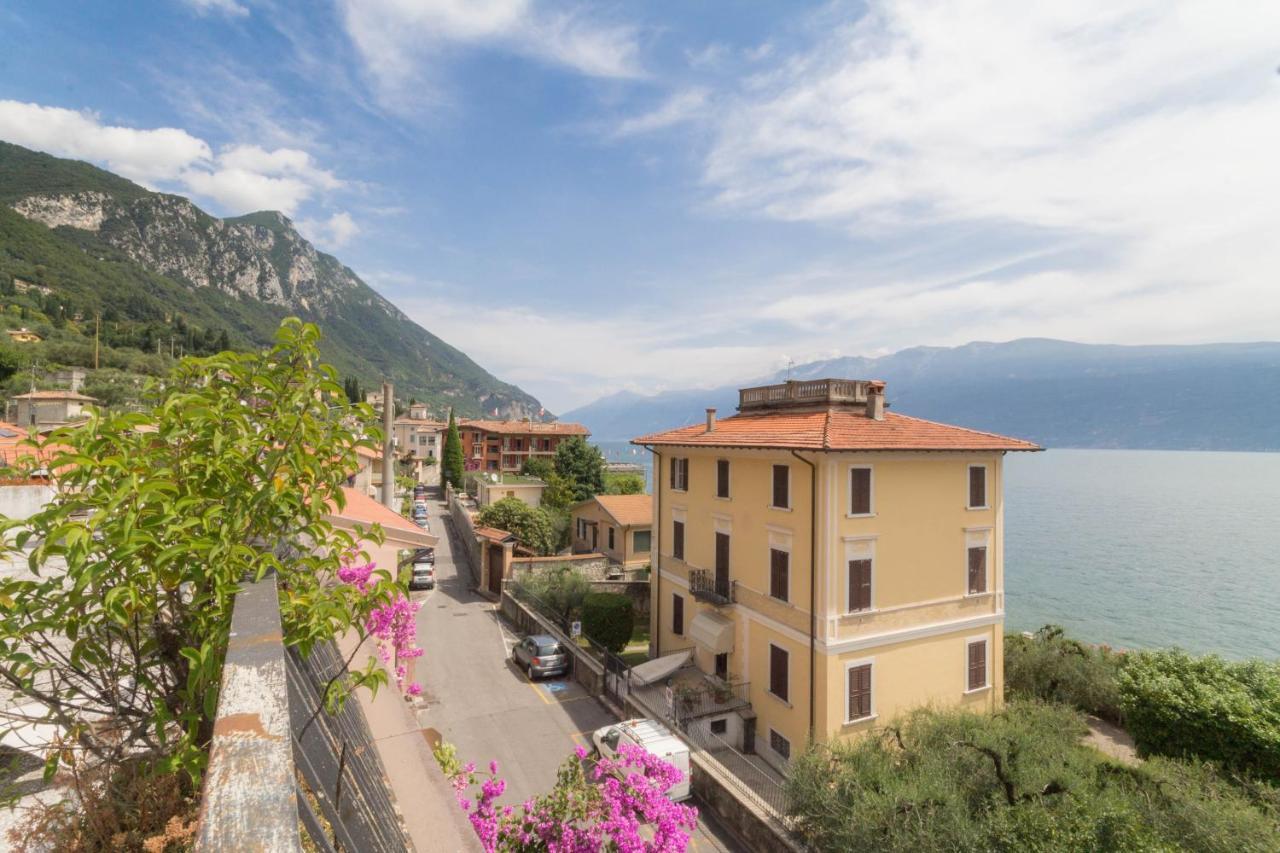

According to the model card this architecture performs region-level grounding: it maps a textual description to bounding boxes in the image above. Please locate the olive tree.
[0,319,399,786]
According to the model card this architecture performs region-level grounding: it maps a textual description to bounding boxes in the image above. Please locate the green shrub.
[521,568,590,622]
[476,497,557,555]
[1118,649,1280,782]
[581,592,633,654]
[1004,625,1124,722]
[787,701,1280,853]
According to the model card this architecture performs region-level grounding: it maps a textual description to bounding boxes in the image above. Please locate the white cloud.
[0,100,211,183]
[184,0,249,17]
[338,0,642,109]
[297,211,361,249]
[612,89,708,138]
[0,100,342,216]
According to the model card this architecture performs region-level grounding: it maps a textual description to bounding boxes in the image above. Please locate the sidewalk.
[339,632,481,852]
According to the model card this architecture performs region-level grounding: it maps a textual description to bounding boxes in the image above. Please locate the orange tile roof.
[474,525,516,542]
[12,390,97,402]
[0,421,69,473]
[632,410,1040,452]
[585,494,652,528]
[330,487,429,538]
[461,420,589,436]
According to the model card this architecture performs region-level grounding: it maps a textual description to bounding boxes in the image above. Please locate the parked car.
[413,499,429,514]
[511,634,570,680]
[413,484,427,498]
[408,560,435,590]
[591,719,691,801]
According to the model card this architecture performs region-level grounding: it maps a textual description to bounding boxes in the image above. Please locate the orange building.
[459,420,589,472]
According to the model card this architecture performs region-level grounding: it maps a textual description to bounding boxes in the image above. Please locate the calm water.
[598,442,1280,659]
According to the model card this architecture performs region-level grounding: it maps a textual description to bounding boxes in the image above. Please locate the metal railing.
[197,575,410,852]
[506,580,612,664]
[689,568,732,605]
[632,671,750,723]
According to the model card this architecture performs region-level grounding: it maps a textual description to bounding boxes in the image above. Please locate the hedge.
[1004,625,1124,723]
[1118,649,1280,782]
[581,592,634,654]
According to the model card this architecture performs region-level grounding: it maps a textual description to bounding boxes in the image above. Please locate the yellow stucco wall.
[571,501,650,565]
[648,445,1007,753]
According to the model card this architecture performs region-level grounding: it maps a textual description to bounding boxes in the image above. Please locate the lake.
[596,442,1280,659]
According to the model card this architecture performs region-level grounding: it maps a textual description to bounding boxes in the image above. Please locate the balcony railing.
[738,378,871,411]
[689,568,733,605]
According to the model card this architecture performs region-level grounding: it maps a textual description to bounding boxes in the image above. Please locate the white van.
[591,718,691,802]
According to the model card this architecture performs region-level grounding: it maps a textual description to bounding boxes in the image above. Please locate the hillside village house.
[6,328,42,344]
[571,494,652,567]
[474,473,547,508]
[11,390,97,431]
[633,379,1039,771]
[393,411,445,484]
[459,420,589,472]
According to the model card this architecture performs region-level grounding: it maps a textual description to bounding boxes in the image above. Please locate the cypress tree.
[443,409,464,490]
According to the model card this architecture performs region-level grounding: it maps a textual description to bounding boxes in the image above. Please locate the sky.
[1,1,1278,413]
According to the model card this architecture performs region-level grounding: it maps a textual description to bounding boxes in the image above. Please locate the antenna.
[785,357,795,380]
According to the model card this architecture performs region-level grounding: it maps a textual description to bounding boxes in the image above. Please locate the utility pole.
[94,313,100,370]
[381,381,395,510]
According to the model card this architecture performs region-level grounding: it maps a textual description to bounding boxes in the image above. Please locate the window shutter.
[672,594,684,635]
[848,664,872,720]
[967,546,987,594]
[770,645,788,701]
[670,457,677,489]
[848,559,872,611]
[969,466,986,508]
[717,459,729,498]
[968,641,987,690]
[772,465,789,508]
[673,520,685,560]
[715,532,730,574]
[850,468,871,515]
[770,549,789,601]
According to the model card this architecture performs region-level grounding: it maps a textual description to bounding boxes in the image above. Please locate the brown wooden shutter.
[967,546,987,594]
[848,559,872,611]
[670,457,677,489]
[715,532,730,575]
[672,593,684,635]
[772,464,789,508]
[672,520,684,560]
[968,641,987,690]
[969,466,986,508]
[770,549,789,601]
[850,468,871,514]
[770,645,789,701]
[717,459,730,498]
[848,663,872,719]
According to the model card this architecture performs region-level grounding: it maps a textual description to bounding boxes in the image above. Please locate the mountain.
[0,141,543,418]
[564,339,1280,451]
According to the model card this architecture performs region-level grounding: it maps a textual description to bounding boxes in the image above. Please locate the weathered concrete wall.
[447,489,482,586]
[0,483,55,520]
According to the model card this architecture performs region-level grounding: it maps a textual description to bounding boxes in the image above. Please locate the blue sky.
[1,1,1278,412]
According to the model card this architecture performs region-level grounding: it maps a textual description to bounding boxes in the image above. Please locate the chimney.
[866,382,885,420]
[705,408,717,432]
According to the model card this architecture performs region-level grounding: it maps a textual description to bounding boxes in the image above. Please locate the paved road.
[413,492,742,852]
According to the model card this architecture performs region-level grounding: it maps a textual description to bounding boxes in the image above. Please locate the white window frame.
[671,457,689,492]
[843,657,877,724]
[967,464,989,510]
[714,457,732,500]
[964,636,991,693]
[847,464,875,518]
[963,528,992,597]
[844,542,876,614]
[770,463,792,511]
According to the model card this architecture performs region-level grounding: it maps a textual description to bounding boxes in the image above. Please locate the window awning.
[688,611,734,654]
[630,650,691,686]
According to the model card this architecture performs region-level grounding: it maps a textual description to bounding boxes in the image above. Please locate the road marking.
[525,678,552,706]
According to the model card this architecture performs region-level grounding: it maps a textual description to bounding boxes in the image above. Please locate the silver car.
[511,634,570,680]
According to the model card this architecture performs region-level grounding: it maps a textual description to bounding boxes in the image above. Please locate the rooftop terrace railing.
[738,378,871,411]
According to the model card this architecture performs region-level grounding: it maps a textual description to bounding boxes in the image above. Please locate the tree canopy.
[443,409,464,490]
[476,497,557,555]
[553,436,606,502]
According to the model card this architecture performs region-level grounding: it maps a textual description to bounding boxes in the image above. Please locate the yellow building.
[633,378,1039,770]
[570,493,653,566]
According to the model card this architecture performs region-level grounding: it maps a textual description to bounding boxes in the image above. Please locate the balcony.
[738,378,872,411]
[689,568,733,605]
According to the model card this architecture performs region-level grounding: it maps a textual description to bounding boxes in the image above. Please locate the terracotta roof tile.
[460,420,589,436]
[587,494,652,527]
[474,525,516,542]
[632,410,1040,452]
